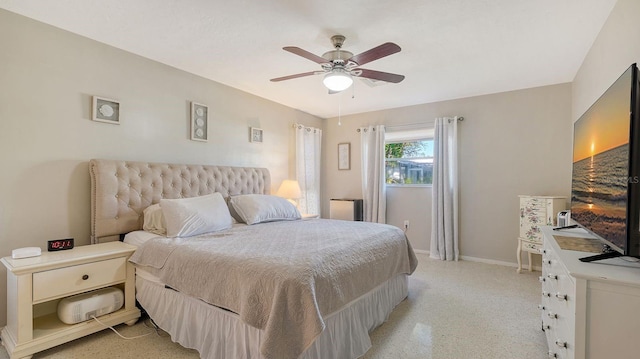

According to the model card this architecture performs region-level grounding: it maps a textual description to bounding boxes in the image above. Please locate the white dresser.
[540,226,640,359]
[517,195,566,273]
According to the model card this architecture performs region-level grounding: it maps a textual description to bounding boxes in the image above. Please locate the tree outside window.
[385,139,433,185]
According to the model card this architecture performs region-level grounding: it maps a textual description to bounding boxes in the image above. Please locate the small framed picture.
[191,102,208,142]
[338,142,350,170]
[92,96,120,124]
[250,127,263,143]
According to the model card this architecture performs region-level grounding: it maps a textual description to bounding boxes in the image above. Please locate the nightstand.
[1,242,140,359]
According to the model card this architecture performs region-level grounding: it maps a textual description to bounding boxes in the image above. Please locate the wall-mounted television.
[570,63,640,262]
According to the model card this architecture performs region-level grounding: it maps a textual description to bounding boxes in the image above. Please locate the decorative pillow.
[225,194,243,224]
[229,194,301,225]
[142,204,167,235]
[160,193,233,237]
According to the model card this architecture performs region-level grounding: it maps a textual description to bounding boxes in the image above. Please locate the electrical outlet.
[404,220,410,229]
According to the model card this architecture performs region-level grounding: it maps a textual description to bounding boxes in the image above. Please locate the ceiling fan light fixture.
[323,70,353,92]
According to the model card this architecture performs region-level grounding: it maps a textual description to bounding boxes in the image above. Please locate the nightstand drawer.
[33,257,126,302]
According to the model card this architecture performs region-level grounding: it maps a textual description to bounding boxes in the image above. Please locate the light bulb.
[323,70,353,92]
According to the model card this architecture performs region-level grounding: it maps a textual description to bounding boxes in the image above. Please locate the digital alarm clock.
[47,238,74,251]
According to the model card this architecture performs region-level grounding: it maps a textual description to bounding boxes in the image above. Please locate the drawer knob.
[547,274,558,280]
[548,312,558,319]
[82,274,89,280]
[555,340,567,348]
[543,323,551,331]
[537,304,546,311]
[556,292,568,301]
[543,259,552,265]
[548,352,558,358]
[542,291,551,297]
[539,276,546,283]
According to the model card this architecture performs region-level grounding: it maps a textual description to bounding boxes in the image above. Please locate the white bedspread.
[129,218,417,359]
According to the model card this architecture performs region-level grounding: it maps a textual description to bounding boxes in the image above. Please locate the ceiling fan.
[270,35,405,93]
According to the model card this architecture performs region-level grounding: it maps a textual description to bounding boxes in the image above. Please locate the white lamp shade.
[323,71,353,92]
[276,180,302,200]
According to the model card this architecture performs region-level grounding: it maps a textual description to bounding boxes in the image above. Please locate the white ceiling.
[0,0,617,119]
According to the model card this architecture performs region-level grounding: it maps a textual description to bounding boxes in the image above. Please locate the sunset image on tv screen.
[571,67,632,250]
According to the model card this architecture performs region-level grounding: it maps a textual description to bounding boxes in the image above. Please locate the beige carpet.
[0,253,547,359]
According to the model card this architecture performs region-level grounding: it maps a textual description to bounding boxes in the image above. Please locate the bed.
[89,159,417,359]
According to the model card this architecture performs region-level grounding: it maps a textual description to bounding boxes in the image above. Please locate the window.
[385,131,434,185]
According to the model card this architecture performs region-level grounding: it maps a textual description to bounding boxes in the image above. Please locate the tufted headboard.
[90,159,271,243]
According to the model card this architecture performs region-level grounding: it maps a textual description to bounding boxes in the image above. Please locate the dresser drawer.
[33,257,126,302]
[522,240,543,251]
[521,206,546,217]
[524,203,547,212]
[547,317,574,359]
[521,197,548,207]
[520,225,543,241]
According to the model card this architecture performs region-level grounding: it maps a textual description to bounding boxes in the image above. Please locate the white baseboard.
[460,255,542,271]
[412,249,541,271]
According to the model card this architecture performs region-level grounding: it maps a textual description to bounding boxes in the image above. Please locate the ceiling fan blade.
[356,69,405,83]
[283,47,329,64]
[270,71,318,82]
[348,42,401,66]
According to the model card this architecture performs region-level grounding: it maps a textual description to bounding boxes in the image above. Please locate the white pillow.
[142,204,167,235]
[229,194,301,225]
[160,193,233,237]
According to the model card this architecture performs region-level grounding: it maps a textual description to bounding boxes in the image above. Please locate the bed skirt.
[135,272,409,359]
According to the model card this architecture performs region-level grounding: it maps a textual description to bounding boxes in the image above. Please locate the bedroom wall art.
[190,102,208,141]
[92,96,120,124]
[338,142,350,170]
[250,127,263,143]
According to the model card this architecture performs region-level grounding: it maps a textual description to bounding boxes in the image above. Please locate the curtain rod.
[292,123,321,133]
[292,123,320,129]
[356,117,464,132]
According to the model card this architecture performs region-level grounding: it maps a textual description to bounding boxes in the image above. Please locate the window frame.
[384,136,434,187]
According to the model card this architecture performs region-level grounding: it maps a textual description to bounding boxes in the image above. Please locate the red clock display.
[47,238,74,251]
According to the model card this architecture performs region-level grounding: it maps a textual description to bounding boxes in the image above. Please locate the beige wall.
[572,0,640,122]
[323,84,573,260]
[0,10,322,326]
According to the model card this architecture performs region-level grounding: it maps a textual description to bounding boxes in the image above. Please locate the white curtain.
[295,124,322,215]
[430,117,459,261]
[360,125,386,223]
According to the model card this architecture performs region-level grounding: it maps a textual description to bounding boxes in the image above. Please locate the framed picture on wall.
[250,127,263,143]
[92,96,120,124]
[190,102,208,142]
[338,142,350,170]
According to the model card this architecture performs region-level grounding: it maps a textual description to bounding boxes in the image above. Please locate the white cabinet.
[540,227,640,359]
[1,242,140,359]
[517,195,566,273]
